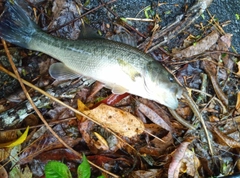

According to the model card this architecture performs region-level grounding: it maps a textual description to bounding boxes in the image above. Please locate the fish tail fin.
[0,1,40,48]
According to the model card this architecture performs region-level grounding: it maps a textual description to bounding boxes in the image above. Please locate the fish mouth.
[162,86,183,109]
[163,94,179,109]
[175,87,183,99]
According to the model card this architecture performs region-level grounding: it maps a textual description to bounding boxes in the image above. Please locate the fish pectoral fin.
[111,85,128,94]
[49,63,81,80]
[117,58,141,81]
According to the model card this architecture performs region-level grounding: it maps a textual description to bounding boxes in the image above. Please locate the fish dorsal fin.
[108,33,137,47]
[78,24,103,39]
[49,63,81,80]
[117,58,141,81]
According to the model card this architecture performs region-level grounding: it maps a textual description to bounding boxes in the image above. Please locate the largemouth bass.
[0,1,183,109]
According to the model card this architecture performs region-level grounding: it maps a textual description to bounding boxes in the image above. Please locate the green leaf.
[77,154,91,178]
[44,161,72,178]
[97,175,105,178]
[84,0,91,6]
[164,10,171,15]
[235,14,240,20]
[120,17,127,22]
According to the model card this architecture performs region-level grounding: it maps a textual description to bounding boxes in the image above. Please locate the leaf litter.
[0,0,240,177]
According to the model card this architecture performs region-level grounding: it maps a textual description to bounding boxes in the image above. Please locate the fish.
[0,0,183,109]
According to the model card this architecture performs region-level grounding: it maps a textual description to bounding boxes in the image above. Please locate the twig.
[168,108,196,130]
[125,18,154,22]
[182,90,214,156]
[1,39,119,178]
[196,73,208,104]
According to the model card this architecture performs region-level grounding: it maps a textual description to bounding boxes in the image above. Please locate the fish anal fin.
[49,63,81,80]
[117,58,141,81]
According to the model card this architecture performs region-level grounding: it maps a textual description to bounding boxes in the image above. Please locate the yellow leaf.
[76,99,89,121]
[0,126,29,148]
[94,132,109,150]
[236,61,240,76]
[77,100,144,137]
[236,92,240,110]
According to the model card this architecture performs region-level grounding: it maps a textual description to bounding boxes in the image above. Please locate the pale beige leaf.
[78,100,144,138]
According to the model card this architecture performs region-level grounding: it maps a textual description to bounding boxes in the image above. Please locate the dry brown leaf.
[219,33,232,49]
[213,127,240,148]
[138,102,172,132]
[179,149,201,177]
[173,31,219,58]
[139,132,173,157]
[77,100,144,138]
[168,142,190,178]
[0,165,8,178]
[128,169,163,178]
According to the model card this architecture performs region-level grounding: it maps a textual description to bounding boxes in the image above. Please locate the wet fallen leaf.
[212,126,240,148]
[173,31,219,58]
[0,126,29,148]
[77,100,144,138]
[139,132,173,157]
[137,102,172,132]
[19,126,81,164]
[219,33,232,49]
[203,57,229,107]
[128,169,163,178]
[0,165,8,178]
[168,142,190,178]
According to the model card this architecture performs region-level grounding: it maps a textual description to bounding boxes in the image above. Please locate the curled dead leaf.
[168,142,200,178]
[213,127,240,148]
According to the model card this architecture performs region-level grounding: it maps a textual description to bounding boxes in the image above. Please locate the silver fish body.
[0,1,183,109]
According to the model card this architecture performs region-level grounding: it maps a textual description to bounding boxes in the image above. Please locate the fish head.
[143,61,183,109]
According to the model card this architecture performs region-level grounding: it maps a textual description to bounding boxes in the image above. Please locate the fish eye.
[168,75,174,82]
